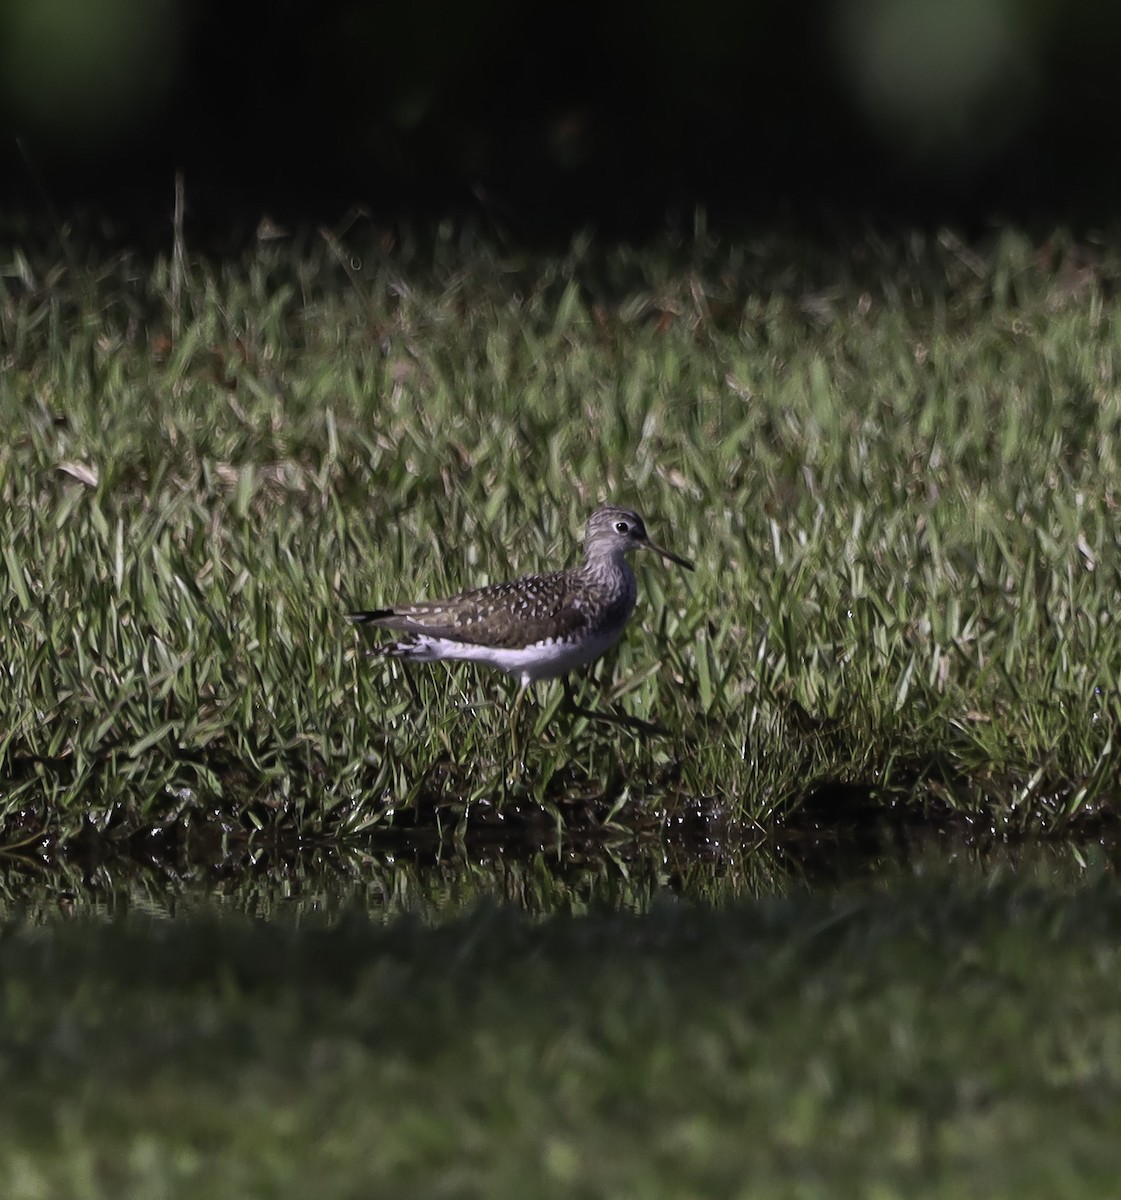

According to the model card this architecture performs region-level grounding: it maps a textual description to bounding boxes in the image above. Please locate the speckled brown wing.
[348,570,594,649]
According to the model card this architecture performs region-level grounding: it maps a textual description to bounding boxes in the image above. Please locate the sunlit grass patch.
[3,225,1121,844]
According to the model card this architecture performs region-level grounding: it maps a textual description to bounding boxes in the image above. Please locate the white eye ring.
[615,521,630,533]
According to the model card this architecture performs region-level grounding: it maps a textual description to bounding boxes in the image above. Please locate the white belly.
[400,628,625,686]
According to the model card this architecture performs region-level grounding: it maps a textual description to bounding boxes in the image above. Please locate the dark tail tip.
[347,609,393,624]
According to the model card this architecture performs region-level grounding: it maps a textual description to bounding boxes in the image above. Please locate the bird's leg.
[401,665,423,708]
[561,676,670,738]
[508,682,529,771]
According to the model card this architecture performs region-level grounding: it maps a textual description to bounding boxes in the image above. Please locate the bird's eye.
[615,521,630,533]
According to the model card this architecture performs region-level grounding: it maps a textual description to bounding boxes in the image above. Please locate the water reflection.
[2,825,1117,923]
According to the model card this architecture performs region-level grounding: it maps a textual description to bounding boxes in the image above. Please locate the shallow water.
[2,824,1116,923]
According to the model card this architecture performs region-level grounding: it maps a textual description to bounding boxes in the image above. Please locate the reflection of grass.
[0,836,802,922]
[0,832,1106,922]
[3,873,1121,1196]
[3,226,1121,842]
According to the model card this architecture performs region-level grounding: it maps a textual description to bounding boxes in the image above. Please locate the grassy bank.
[3,224,1121,842]
[3,872,1121,1198]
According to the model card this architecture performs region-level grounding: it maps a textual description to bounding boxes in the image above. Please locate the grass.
[3,219,1121,845]
[3,866,1121,1198]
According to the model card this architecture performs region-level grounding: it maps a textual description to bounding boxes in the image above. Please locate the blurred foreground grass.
[3,872,1121,1198]
[3,222,1121,844]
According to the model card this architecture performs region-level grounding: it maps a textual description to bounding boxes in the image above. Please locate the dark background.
[2,0,1120,246]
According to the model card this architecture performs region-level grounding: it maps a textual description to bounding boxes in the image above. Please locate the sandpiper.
[348,505,693,694]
